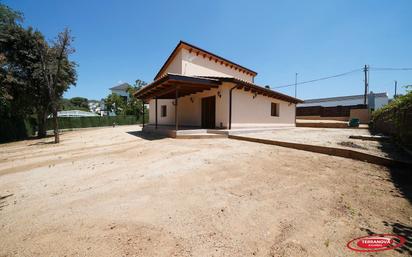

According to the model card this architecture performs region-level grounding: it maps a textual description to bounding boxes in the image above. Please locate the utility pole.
[363,65,369,105]
[394,80,397,98]
[294,73,298,98]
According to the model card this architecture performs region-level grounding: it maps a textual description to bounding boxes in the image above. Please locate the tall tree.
[0,3,23,26]
[0,4,76,142]
[70,97,89,110]
[0,3,26,117]
[36,28,77,143]
[123,79,147,117]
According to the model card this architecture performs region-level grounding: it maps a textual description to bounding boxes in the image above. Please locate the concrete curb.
[176,134,227,139]
[228,135,411,168]
[296,122,348,128]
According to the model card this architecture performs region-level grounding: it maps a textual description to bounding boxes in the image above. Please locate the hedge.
[370,91,412,149]
[45,115,143,130]
[1,115,145,143]
[0,117,37,143]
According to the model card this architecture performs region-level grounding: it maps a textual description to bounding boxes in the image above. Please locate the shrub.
[45,115,142,130]
[371,91,412,148]
[0,117,37,143]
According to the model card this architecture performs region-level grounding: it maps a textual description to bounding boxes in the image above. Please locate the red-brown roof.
[135,73,221,100]
[202,76,303,104]
[135,73,302,104]
[154,41,258,80]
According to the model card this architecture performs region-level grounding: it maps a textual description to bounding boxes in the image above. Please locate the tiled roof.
[109,83,131,91]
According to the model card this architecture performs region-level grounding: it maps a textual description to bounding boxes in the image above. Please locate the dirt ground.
[0,125,411,257]
[246,127,411,162]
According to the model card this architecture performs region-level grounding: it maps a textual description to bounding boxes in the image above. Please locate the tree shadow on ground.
[0,194,13,211]
[366,130,412,204]
[387,166,412,204]
[126,131,168,141]
[361,129,412,255]
[375,138,412,205]
[360,221,412,255]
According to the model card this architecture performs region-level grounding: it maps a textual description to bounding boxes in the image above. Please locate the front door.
[201,96,216,129]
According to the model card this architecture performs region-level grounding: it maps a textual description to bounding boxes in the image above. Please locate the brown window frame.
[271,102,279,117]
[161,105,167,117]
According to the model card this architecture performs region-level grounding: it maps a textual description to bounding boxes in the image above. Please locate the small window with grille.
[271,103,279,117]
[161,105,167,117]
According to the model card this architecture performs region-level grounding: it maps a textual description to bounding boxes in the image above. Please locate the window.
[271,102,279,117]
[161,105,167,117]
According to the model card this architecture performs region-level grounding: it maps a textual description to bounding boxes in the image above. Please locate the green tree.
[36,28,77,143]
[0,3,77,142]
[123,79,147,117]
[104,93,126,115]
[0,3,29,118]
[0,3,22,26]
[69,97,89,110]
[103,79,147,117]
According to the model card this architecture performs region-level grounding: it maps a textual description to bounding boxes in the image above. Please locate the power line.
[273,68,362,89]
[369,67,412,71]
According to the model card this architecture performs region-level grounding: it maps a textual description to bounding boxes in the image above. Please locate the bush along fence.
[45,115,143,130]
[0,117,37,143]
[0,115,146,143]
[370,91,412,149]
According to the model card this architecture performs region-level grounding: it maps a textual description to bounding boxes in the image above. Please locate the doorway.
[201,96,216,129]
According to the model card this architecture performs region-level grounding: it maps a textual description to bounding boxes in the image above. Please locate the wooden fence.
[297,104,367,117]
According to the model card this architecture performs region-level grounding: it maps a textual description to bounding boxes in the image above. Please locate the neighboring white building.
[135,41,301,132]
[88,101,100,113]
[298,92,389,110]
[109,83,131,102]
[51,110,99,118]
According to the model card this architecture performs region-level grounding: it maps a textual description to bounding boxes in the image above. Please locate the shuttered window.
[271,103,279,117]
[161,105,167,117]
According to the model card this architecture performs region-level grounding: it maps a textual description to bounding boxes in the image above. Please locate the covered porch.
[134,73,222,133]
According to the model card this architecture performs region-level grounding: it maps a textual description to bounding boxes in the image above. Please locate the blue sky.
[4,0,411,100]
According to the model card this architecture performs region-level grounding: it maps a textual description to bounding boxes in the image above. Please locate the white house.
[298,92,389,110]
[134,41,302,136]
[109,83,131,102]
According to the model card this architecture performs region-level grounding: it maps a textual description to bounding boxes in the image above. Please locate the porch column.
[229,85,237,130]
[141,99,145,128]
[155,97,158,129]
[175,86,179,131]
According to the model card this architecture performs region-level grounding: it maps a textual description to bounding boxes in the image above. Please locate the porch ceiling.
[134,73,221,100]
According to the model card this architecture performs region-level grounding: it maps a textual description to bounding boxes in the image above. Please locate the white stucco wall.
[148,84,229,128]
[374,96,389,109]
[177,86,229,127]
[148,82,296,129]
[159,48,254,82]
[148,99,175,125]
[111,89,129,98]
[181,49,254,82]
[231,87,296,128]
[159,51,183,77]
